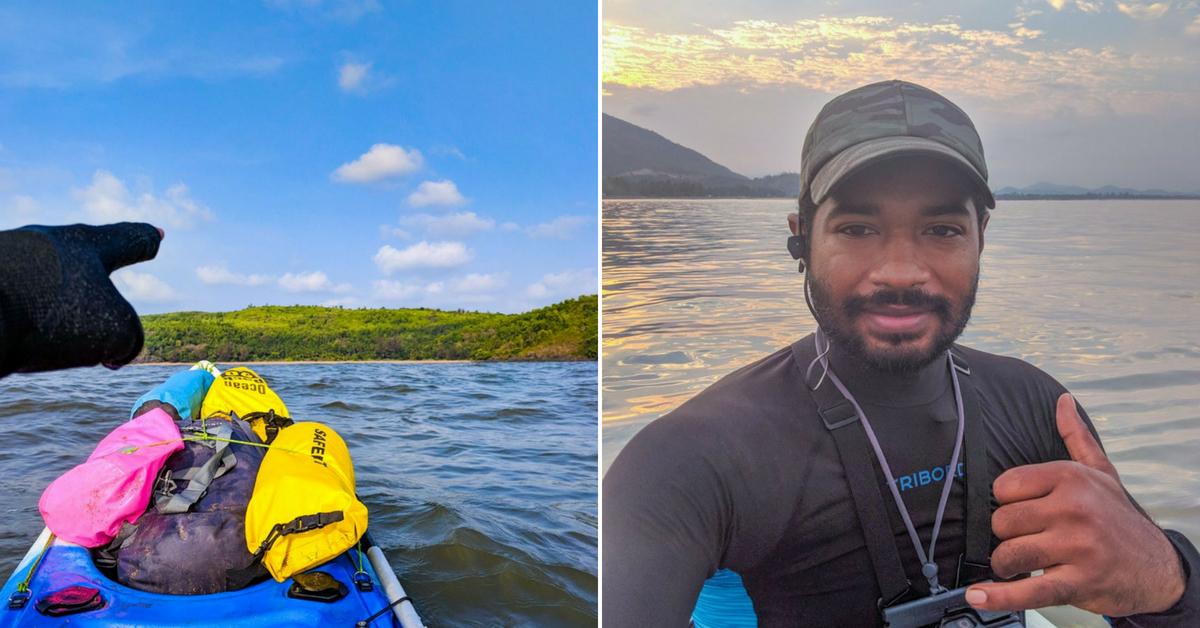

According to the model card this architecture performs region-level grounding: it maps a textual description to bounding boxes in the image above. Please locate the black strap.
[226,511,345,590]
[794,339,995,605]
[356,596,412,628]
[796,340,911,606]
[238,409,293,445]
[953,351,993,586]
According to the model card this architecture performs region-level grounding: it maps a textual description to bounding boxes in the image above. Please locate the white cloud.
[1187,15,1200,34]
[526,215,590,239]
[380,224,412,239]
[1116,2,1172,19]
[332,144,424,183]
[406,180,467,208]
[372,279,422,300]
[373,242,473,274]
[196,263,274,287]
[370,273,505,302]
[432,146,467,160]
[451,273,508,293]
[338,61,371,93]
[74,170,214,230]
[603,18,1196,117]
[398,211,495,238]
[1045,0,1068,8]
[113,270,176,303]
[523,268,598,300]
[279,270,349,292]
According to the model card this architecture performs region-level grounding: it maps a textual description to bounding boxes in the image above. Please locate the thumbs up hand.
[965,394,1186,617]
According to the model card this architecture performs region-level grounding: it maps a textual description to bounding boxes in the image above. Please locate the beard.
[807,267,978,374]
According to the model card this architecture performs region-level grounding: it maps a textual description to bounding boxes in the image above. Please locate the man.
[602,80,1199,627]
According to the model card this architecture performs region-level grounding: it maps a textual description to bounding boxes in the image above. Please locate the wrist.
[1142,527,1188,614]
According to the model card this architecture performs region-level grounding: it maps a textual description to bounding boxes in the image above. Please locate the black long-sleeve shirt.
[603,334,1200,627]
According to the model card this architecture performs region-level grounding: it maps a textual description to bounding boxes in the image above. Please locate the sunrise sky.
[603,0,1200,191]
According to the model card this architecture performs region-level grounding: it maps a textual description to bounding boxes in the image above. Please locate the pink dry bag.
[39,408,184,547]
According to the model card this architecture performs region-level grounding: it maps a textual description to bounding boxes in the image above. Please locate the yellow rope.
[16,532,55,593]
[120,435,301,455]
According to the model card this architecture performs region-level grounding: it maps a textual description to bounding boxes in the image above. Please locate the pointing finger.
[87,222,163,274]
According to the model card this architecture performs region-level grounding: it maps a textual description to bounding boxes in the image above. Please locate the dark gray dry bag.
[104,415,267,595]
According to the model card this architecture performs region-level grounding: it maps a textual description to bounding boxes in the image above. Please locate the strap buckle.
[950,351,971,375]
[282,511,345,536]
[819,400,859,430]
[8,590,30,610]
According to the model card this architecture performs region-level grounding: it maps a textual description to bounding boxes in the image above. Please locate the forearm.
[601,526,711,628]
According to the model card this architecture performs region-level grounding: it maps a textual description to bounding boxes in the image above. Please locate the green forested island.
[137,295,597,363]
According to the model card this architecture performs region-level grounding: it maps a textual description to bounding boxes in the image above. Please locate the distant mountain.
[602,114,745,180]
[994,182,1199,199]
[603,115,800,198]
[994,182,1090,196]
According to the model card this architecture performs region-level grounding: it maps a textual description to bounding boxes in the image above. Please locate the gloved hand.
[0,223,163,377]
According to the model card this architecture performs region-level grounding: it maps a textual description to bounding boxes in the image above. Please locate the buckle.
[8,590,30,610]
[819,400,859,430]
[353,572,374,592]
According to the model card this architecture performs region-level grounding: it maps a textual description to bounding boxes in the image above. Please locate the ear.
[978,209,989,254]
[786,212,807,271]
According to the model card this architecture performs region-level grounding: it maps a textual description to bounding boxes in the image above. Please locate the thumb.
[1056,392,1116,476]
[86,222,163,274]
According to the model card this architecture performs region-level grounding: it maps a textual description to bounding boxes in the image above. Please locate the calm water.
[603,199,1200,628]
[0,362,597,628]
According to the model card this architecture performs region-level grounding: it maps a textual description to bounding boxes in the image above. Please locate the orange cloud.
[603,17,1194,116]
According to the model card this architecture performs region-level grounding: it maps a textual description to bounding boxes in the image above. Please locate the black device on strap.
[796,338,992,609]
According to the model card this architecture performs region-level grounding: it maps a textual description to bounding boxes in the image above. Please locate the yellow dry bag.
[199,367,291,443]
[243,422,368,582]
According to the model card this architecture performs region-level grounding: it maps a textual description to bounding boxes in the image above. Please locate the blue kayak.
[0,528,426,628]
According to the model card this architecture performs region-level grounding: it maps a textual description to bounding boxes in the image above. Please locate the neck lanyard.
[813,329,966,594]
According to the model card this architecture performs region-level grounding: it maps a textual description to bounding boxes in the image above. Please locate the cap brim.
[811,136,996,209]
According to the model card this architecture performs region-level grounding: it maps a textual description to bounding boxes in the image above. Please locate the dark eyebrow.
[826,203,879,219]
[923,204,972,218]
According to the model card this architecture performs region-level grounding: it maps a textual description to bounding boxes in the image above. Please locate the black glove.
[0,222,162,377]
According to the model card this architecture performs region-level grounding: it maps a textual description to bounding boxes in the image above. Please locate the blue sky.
[0,1,598,314]
[603,0,1200,192]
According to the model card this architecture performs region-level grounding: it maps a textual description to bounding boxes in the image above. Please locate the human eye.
[927,224,965,238]
[837,224,876,238]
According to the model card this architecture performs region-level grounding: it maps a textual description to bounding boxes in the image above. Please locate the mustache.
[842,288,953,318]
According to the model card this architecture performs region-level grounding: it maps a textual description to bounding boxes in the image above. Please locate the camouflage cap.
[800,80,995,209]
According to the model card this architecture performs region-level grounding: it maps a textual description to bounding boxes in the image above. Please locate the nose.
[867,234,931,289]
